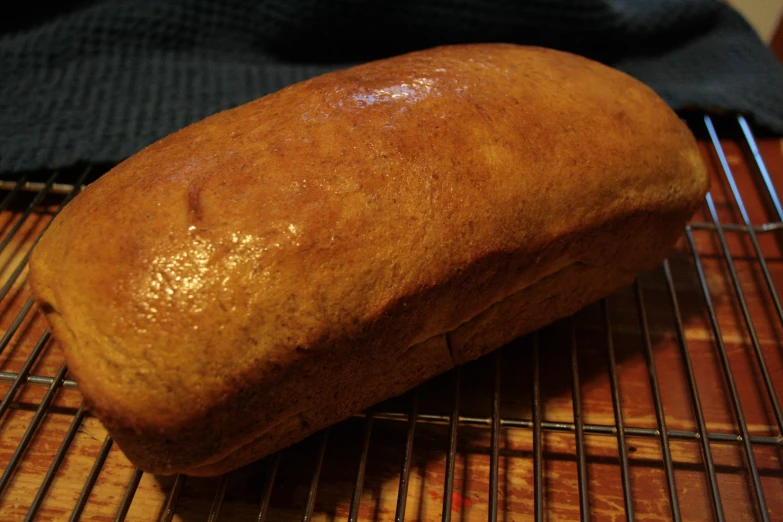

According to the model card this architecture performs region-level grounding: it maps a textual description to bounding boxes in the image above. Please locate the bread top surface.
[29,44,708,440]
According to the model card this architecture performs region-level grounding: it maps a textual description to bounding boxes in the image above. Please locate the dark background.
[1,0,783,173]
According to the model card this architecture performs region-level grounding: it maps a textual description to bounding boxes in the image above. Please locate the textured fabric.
[1,0,782,172]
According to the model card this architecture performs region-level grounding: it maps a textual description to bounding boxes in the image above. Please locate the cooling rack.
[0,114,781,521]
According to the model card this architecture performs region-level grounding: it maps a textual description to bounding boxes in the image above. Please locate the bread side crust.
[183,259,632,476]
[176,202,688,477]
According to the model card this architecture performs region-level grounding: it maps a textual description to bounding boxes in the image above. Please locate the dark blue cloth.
[1,0,782,172]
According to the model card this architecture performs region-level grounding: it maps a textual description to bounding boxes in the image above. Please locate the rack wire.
[0,114,781,521]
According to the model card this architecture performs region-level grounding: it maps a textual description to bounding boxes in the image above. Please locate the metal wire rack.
[0,114,781,521]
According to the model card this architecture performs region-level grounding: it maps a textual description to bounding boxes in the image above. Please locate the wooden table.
[0,114,781,521]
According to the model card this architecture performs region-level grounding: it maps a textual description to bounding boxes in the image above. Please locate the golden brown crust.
[28,43,708,475]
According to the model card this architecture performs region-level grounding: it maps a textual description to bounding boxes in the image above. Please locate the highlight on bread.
[28,43,709,476]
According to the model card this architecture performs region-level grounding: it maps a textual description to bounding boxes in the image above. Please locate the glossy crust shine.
[29,44,708,476]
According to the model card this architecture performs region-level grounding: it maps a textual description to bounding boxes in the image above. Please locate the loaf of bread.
[28,43,708,476]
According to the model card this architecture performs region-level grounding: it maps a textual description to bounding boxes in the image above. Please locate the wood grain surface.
[0,115,781,521]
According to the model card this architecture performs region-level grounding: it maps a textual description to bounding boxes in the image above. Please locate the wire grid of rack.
[0,114,781,521]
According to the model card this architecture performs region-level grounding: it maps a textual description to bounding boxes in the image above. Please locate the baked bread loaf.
[28,43,708,476]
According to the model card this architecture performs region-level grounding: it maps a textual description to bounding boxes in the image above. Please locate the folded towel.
[1,0,782,172]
